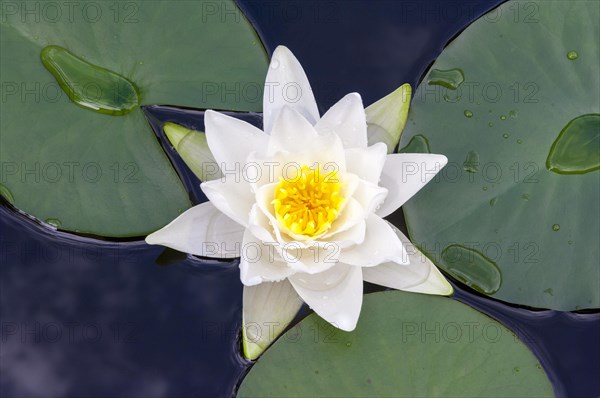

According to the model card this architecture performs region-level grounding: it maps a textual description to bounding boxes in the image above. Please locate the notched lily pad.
[401,0,600,310]
[238,291,554,397]
[0,0,268,237]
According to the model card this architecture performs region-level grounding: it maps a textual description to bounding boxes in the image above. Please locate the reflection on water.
[0,205,248,397]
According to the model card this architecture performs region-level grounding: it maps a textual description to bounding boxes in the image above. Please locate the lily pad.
[400,0,599,310]
[0,0,267,237]
[237,291,553,397]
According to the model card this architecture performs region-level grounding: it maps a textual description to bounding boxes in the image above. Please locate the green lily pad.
[400,0,599,310]
[237,291,553,397]
[0,0,267,237]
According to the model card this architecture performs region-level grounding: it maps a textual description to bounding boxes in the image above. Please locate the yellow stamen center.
[272,165,344,237]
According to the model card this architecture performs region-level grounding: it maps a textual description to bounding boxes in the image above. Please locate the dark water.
[1,1,599,397]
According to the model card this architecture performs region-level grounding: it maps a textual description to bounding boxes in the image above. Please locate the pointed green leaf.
[164,123,222,182]
[242,281,303,360]
[163,122,190,149]
[365,83,412,153]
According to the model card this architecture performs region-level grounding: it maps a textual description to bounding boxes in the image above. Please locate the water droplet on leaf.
[440,245,502,294]
[41,45,139,115]
[45,218,62,228]
[463,150,479,173]
[427,68,465,90]
[399,135,431,154]
[546,114,599,174]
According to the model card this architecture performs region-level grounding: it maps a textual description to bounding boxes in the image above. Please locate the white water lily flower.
[146,46,452,359]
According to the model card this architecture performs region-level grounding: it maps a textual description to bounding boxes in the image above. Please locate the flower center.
[272,165,344,237]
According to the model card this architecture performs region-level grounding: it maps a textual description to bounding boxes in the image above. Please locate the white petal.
[246,138,346,190]
[320,219,366,249]
[339,213,408,267]
[320,197,365,240]
[365,83,412,153]
[315,93,367,148]
[254,182,295,245]
[145,202,243,258]
[344,142,388,184]
[279,242,341,275]
[351,179,388,215]
[239,229,296,286]
[392,227,453,295]
[401,261,453,295]
[377,153,448,218]
[263,46,319,134]
[268,106,319,155]
[247,204,277,243]
[289,264,363,331]
[362,226,453,295]
[362,262,427,290]
[201,179,254,227]
[204,110,269,168]
[242,280,304,360]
